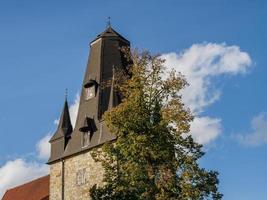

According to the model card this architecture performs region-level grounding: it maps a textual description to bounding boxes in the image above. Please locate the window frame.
[82,131,90,148]
[85,85,95,100]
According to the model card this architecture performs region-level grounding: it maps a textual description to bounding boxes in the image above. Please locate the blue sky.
[0,0,266,199]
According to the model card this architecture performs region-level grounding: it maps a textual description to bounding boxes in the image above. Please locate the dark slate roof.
[47,99,73,164]
[91,26,130,44]
[50,99,73,142]
[2,175,49,200]
[108,71,120,109]
[48,26,131,164]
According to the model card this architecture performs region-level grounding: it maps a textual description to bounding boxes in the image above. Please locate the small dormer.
[79,117,97,147]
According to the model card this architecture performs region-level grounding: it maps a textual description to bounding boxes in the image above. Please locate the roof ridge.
[90,26,130,44]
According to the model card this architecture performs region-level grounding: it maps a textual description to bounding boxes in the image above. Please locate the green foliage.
[90,49,222,200]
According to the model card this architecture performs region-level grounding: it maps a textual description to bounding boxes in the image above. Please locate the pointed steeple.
[91,25,130,45]
[48,97,73,163]
[50,99,73,142]
[59,99,73,134]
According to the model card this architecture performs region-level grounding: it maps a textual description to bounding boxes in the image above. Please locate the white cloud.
[162,43,252,144]
[54,119,59,125]
[69,93,80,127]
[190,116,222,145]
[237,113,267,147]
[162,43,252,113]
[189,116,223,145]
[0,94,80,198]
[36,133,52,160]
[0,159,48,198]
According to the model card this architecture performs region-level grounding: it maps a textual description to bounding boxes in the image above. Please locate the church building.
[2,25,130,200]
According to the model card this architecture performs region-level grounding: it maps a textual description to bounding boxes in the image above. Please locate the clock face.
[86,86,95,100]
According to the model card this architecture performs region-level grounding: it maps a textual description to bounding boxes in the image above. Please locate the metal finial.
[65,88,68,100]
[107,16,111,28]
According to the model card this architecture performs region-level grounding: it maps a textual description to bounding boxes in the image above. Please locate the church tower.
[48,26,130,200]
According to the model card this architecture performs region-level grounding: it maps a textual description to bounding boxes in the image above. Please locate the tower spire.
[51,25,131,161]
[50,97,73,142]
[48,95,73,163]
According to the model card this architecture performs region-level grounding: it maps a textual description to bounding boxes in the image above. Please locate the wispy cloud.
[0,94,80,198]
[69,94,80,127]
[36,133,52,160]
[189,116,222,145]
[236,113,267,147]
[0,159,48,198]
[162,43,252,144]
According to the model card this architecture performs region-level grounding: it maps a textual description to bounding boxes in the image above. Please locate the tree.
[90,49,222,200]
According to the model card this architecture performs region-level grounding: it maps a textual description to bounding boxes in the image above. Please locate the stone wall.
[49,150,104,200]
[50,161,62,200]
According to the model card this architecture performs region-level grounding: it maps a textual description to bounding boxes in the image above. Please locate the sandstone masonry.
[50,150,104,200]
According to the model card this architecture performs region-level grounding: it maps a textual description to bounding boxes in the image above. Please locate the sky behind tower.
[0,1,266,199]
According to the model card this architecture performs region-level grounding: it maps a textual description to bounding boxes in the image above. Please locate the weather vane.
[65,88,68,100]
[107,16,111,28]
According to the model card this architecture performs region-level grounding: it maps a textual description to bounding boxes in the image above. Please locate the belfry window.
[79,116,97,148]
[84,79,97,100]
